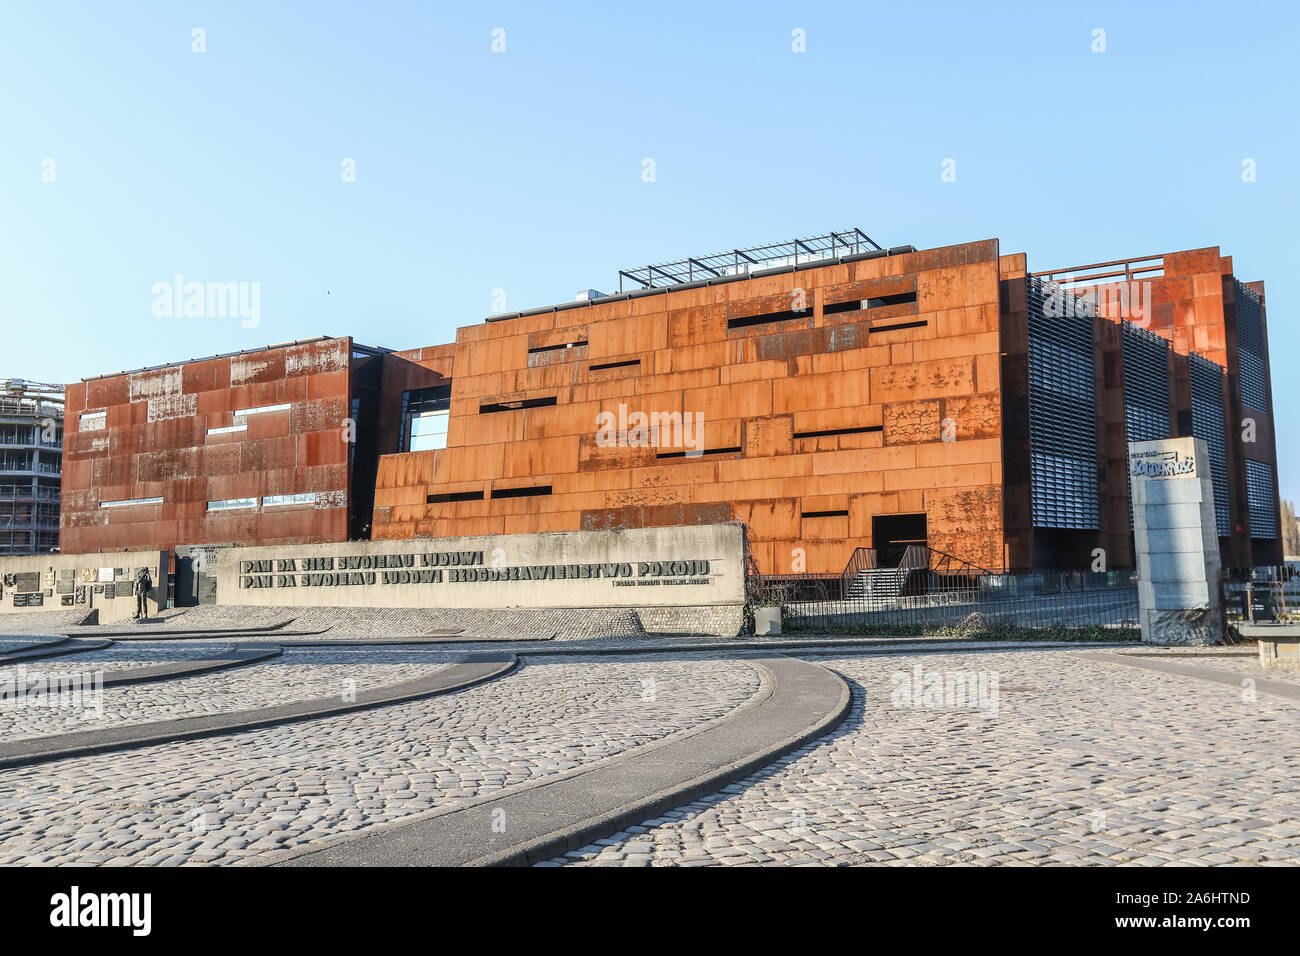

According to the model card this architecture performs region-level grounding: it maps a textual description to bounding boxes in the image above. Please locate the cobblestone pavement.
[0,654,760,865]
[550,648,1300,866]
[0,647,462,741]
[5,639,238,672]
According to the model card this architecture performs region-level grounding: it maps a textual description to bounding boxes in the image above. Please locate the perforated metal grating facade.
[1235,281,1269,412]
[1026,276,1099,530]
[1121,323,1171,528]
[1245,459,1277,539]
[1188,353,1231,536]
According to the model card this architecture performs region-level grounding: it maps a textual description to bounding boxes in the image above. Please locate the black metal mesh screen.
[1027,276,1099,530]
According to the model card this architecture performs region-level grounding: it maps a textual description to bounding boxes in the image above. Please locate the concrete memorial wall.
[0,550,168,624]
[1129,436,1223,645]
[216,523,747,635]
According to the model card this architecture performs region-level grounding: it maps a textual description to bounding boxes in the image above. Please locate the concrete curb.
[75,619,296,637]
[1091,652,1300,703]
[0,651,517,770]
[283,636,549,647]
[0,634,72,658]
[508,637,1139,659]
[95,643,284,688]
[0,638,115,664]
[103,627,334,641]
[0,634,73,657]
[272,655,852,867]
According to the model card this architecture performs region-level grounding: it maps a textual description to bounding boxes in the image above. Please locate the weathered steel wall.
[371,240,1009,574]
[60,338,355,555]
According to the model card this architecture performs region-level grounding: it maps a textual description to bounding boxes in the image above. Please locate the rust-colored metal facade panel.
[56,238,1282,576]
[373,240,1009,574]
[61,337,355,554]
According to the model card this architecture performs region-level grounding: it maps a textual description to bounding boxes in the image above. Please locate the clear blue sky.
[2,1,1297,498]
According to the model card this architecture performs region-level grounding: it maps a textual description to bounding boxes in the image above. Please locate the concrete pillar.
[1130,436,1223,645]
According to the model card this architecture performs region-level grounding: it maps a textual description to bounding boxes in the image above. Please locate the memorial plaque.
[215,525,747,637]
[97,568,114,583]
[61,594,74,607]
[103,583,116,600]
[12,593,27,607]
[28,592,43,606]
[55,578,73,595]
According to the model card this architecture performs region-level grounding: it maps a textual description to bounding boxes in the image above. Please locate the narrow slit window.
[528,340,588,355]
[793,425,882,440]
[263,493,316,507]
[427,490,485,504]
[589,359,641,372]
[656,446,742,460]
[870,319,928,334]
[823,290,918,315]
[207,497,258,512]
[479,396,558,414]
[489,485,552,499]
[727,310,811,330]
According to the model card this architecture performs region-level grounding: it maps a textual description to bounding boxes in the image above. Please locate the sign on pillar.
[1129,437,1223,645]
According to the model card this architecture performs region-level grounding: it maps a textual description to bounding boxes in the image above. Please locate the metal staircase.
[840,544,991,604]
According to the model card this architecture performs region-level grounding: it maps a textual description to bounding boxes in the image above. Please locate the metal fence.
[1223,565,1300,623]
[755,568,1140,633]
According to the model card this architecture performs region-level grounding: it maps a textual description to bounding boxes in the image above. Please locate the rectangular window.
[401,385,452,452]
[410,410,449,452]
[801,510,849,518]
[656,446,742,460]
[100,496,163,509]
[528,340,588,355]
[489,485,552,499]
[233,403,292,417]
[207,497,257,512]
[726,309,811,331]
[206,424,247,436]
[869,319,928,334]
[427,490,485,504]
[823,291,918,316]
[792,425,882,440]
[479,396,557,414]
[589,359,641,372]
[263,493,316,507]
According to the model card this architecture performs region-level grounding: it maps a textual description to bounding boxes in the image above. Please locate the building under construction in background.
[55,232,1282,594]
[0,380,63,555]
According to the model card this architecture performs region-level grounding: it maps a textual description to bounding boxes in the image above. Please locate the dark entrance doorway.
[872,513,928,567]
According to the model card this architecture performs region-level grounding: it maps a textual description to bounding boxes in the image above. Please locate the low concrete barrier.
[215,524,747,636]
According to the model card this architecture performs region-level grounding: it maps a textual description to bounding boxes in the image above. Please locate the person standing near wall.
[133,566,152,620]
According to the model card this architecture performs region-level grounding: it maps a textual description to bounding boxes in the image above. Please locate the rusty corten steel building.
[57,234,1282,581]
